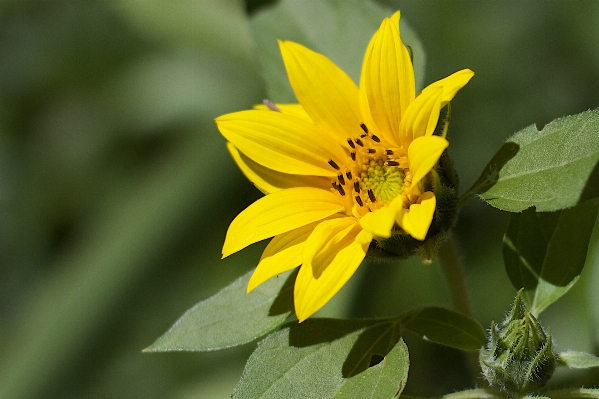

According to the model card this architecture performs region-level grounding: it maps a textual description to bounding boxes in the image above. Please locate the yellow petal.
[227,143,331,195]
[408,135,449,191]
[360,11,414,146]
[421,69,474,108]
[358,27,387,147]
[222,187,344,258]
[356,229,374,245]
[216,110,344,177]
[253,103,312,122]
[358,205,397,238]
[247,221,321,292]
[301,217,358,270]
[399,86,443,145]
[279,40,364,144]
[294,223,368,321]
[397,191,436,240]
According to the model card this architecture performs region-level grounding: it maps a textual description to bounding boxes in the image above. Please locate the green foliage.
[558,351,599,369]
[231,319,408,399]
[479,110,599,212]
[543,388,599,398]
[145,270,293,352]
[401,306,486,351]
[250,0,426,103]
[503,201,599,315]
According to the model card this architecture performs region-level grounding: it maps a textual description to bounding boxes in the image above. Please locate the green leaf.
[459,142,520,207]
[401,307,486,351]
[480,110,599,212]
[232,319,408,399]
[503,200,599,315]
[250,0,426,103]
[544,388,599,399]
[144,269,293,352]
[558,351,599,369]
[401,388,507,399]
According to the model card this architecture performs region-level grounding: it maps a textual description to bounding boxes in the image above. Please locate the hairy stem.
[438,234,472,317]
[438,233,481,385]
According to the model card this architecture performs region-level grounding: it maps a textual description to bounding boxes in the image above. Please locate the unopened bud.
[479,290,556,394]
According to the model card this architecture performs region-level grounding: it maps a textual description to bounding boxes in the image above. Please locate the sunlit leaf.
[250,0,426,103]
[145,270,293,352]
[558,351,599,369]
[480,110,599,212]
[401,306,486,351]
[503,201,599,316]
[232,318,408,399]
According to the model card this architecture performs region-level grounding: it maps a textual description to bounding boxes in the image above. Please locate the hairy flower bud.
[479,291,556,394]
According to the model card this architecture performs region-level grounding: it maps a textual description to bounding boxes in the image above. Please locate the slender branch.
[438,233,473,317]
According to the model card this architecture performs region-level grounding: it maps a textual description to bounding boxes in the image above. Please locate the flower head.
[216,11,473,321]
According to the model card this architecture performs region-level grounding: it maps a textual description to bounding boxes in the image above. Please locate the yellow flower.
[216,11,473,322]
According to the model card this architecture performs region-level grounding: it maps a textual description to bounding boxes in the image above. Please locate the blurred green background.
[1,0,599,398]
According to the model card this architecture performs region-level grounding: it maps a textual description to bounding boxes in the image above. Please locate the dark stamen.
[332,182,338,189]
[360,123,369,133]
[355,196,364,206]
[387,160,399,166]
[354,181,360,193]
[367,148,376,154]
[263,99,281,112]
[346,171,352,180]
[328,159,340,170]
[368,189,376,202]
[386,149,394,155]
[355,138,364,147]
[371,134,380,143]
[347,138,355,149]
[337,184,346,196]
[338,174,345,185]
[360,133,368,138]
[350,152,356,161]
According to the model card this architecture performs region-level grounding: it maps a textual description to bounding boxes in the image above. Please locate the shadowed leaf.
[402,306,486,351]
[503,201,599,315]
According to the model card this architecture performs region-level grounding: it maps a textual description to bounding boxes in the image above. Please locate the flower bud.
[479,290,556,394]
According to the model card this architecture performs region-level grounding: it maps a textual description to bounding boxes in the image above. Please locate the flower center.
[328,123,413,215]
[360,159,404,205]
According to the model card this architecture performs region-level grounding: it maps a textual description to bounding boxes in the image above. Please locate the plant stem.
[438,233,472,317]
[438,233,481,384]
